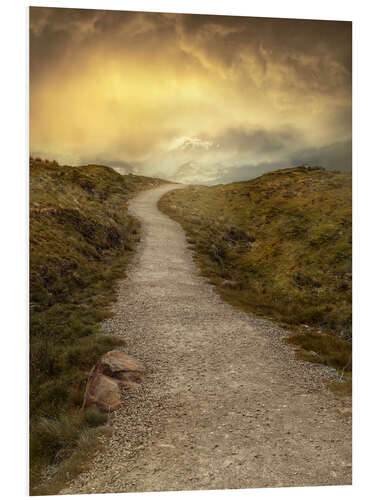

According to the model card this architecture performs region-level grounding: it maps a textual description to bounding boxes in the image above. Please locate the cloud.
[211,126,302,154]
[290,140,352,173]
[176,15,351,100]
[169,136,214,151]
[156,138,352,185]
[29,8,352,184]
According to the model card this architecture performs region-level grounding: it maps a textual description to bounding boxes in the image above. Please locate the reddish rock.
[100,350,146,384]
[83,370,121,412]
[82,350,146,412]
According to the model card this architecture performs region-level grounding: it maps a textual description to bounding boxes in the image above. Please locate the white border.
[1,1,374,499]
[25,0,354,21]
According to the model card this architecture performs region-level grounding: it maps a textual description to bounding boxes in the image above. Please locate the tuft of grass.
[83,407,109,427]
[29,158,169,493]
[31,421,112,496]
[159,166,352,391]
[286,330,352,371]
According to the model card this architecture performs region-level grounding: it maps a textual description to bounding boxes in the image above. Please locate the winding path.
[63,184,351,494]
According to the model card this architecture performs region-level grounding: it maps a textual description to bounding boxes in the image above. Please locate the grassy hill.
[29,158,168,493]
[159,166,352,391]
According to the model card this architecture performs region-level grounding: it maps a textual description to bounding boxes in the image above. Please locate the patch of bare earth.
[61,184,351,494]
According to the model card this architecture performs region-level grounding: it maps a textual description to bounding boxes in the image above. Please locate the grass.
[29,158,168,494]
[31,411,112,495]
[159,166,352,394]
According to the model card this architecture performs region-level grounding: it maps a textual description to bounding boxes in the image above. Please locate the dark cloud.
[177,14,351,96]
[29,8,177,83]
[290,140,352,173]
[30,8,351,96]
[214,140,352,185]
[211,126,302,154]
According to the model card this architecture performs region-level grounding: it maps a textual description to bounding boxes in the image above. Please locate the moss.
[159,166,352,390]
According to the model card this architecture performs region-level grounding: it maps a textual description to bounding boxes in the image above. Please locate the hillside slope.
[159,166,352,384]
[29,158,168,492]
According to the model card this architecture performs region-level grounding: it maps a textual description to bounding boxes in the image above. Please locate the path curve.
[63,184,351,494]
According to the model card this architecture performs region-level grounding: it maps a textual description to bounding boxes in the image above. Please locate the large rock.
[82,350,146,412]
[83,369,121,412]
[100,350,146,385]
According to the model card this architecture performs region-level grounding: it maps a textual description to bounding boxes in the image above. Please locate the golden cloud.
[30,8,352,183]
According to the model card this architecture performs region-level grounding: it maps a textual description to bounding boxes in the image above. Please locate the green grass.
[29,158,168,494]
[159,166,352,393]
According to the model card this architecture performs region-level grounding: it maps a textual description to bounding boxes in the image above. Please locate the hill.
[159,166,352,391]
[29,158,168,492]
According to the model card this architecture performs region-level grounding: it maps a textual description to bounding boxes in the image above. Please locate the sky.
[29,7,352,184]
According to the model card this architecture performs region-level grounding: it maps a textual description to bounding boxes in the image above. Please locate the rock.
[220,280,240,290]
[82,350,146,412]
[100,350,146,384]
[83,371,121,412]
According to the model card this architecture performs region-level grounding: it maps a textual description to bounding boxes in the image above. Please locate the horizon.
[30,156,351,188]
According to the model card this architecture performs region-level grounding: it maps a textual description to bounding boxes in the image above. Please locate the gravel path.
[62,184,351,494]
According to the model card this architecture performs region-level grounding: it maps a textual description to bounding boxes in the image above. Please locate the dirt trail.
[62,184,351,494]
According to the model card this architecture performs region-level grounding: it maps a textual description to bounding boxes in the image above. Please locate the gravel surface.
[62,184,351,494]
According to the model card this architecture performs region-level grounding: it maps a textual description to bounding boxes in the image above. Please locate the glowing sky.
[30,7,352,184]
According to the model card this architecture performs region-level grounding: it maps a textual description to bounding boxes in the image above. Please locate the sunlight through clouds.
[30,8,351,184]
